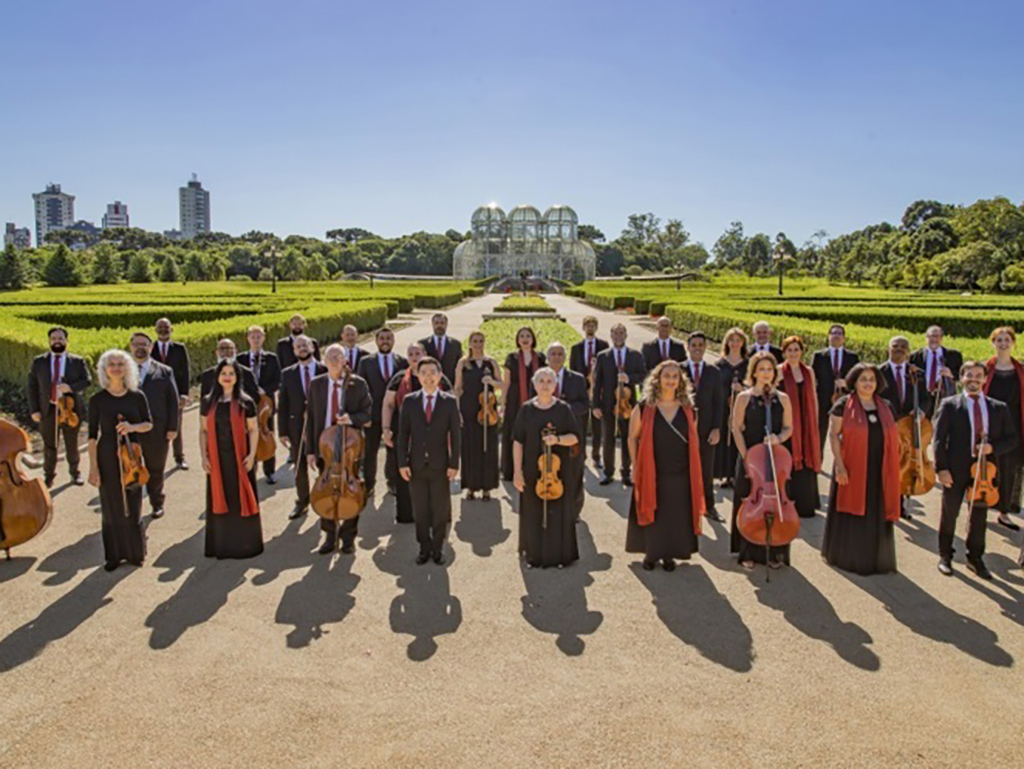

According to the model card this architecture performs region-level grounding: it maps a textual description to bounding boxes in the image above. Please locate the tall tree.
[43,245,86,287]
[0,243,28,290]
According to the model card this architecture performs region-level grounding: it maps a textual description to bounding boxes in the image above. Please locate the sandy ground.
[2,293,1023,769]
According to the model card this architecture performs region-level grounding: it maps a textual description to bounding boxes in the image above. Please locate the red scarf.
[782,362,822,472]
[984,356,1024,439]
[518,350,538,405]
[836,395,901,522]
[206,400,259,517]
[633,403,706,534]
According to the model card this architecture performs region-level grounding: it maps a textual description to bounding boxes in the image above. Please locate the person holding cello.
[87,349,152,571]
[626,360,706,571]
[713,327,748,488]
[29,326,92,488]
[454,330,501,500]
[502,327,546,482]
[513,367,582,569]
[238,325,282,484]
[822,363,900,575]
[984,326,1024,530]
[777,336,822,518]
[592,323,646,487]
[730,351,794,569]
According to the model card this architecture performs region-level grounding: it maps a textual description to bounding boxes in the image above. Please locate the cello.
[535,423,564,529]
[310,375,367,522]
[896,366,936,496]
[0,418,53,559]
[255,394,277,463]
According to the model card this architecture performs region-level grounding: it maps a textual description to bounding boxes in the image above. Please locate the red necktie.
[587,341,594,367]
[330,381,341,424]
[616,348,624,370]
[425,394,434,424]
[438,337,445,360]
[693,362,701,389]
[895,365,904,407]
[832,349,840,377]
[383,355,390,382]
[928,351,938,392]
[971,395,984,454]
[301,365,310,395]
[254,352,261,381]
[555,374,561,398]
[660,340,667,361]
[50,354,61,402]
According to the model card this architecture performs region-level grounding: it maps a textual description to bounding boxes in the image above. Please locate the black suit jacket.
[811,347,860,414]
[747,344,784,363]
[592,346,646,411]
[237,350,282,397]
[275,335,322,370]
[641,338,688,370]
[303,373,372,460]
[569,337,609,377]
[139,360,180,436]
[356,352,409,427]
[397,390,461,473]
[933,393,1018,481]
[556,368,590,426]
[200,361,260,402]
[152,340,191,399]
[911,346,963,413]
[28,352,91,418]
[419,336,462,383]
[878,361,927,419]
[277,361,326,448]
[684,360,723,439]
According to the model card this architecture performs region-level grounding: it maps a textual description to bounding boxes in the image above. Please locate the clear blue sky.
[2,0,1022,248]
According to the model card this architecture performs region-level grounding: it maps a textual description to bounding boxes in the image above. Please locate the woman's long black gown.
[514,399,581,568]
[987,369,1022,514]
[502,350,546,481]
[89,389,151,566]
[459,359,500,492]
[730,391,791,565]
[821,396,897,575]
[713,357,744,481]
[626,406,699,561]
[779,377,820,518]
[203,399,263,559]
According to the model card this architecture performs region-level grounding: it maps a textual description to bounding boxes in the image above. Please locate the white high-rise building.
[4,223,31,249]
[179,174,210,239]
[32,183,75,246]
[102,201,129,229]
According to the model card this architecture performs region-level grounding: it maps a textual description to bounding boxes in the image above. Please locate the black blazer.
[641,338,687,370]
[747,344,784,363]
[275,335,322,370]
[397,389,461,473]
[303,373,372,460]
[684,360,723,439]
[200,361,260,403]
[569,337,609,377]
[910,346,963,413]
[933,393,1018,481]
[139,360,180,435]
[556,368,591,426]
[237,350,282,397]
[419,336,462,383]
[356,352,409,426]
[811,348,860,413]
[277,361,326,447]
[152,340,191,399]
[28,352,91,418]
[592,346,646,411]
[878,361,927,419]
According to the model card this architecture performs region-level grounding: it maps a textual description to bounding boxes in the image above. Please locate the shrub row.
[493,296,554,312]
[477,318,582,363]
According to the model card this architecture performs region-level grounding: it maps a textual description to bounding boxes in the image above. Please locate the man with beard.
[278,335,326,519]
[238,325,282,483]
[276,314,321,369]
[419,313,462,383]
[153,317,191,470]
[129,332,180,518]
[356,326,407,495]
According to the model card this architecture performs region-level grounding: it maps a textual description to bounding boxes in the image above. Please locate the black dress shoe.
[151,508,164,519]
[103,561,119,572]
[340,542,356,555]
[622,475,633,487]
[266,473,277,485]
[937,558,954,576]
[967,559,993,580]
[288,505,307,520]
[176,460,190,471]
[997,514,1021,531]
[318,537,337,555]
[900,509,913,521]
[706,509,725,522]
[662,559,676,572]
[599,474,613,486]
[432,551,446,565]
[416,553,430,565]
[641,559,655,571]
[72,473,85,486]
[593,460,603,470]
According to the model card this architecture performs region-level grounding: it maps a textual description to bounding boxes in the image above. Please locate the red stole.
[984,356,1024,439]
[633,404,706,534]
[517,351,537,405]
[836,395,901,522]
[206,400,259,517]
[782,362,822,472]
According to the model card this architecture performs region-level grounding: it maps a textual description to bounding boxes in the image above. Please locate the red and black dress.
[203,396,262,559]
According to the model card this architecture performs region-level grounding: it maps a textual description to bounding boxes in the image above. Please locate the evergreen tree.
[127,252,154,283]
[43,245,85,287]
[159,256,182,282]
[91,244,122,284]
[0,243,28,290]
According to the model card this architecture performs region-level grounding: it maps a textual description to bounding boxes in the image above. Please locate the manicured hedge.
[477,318,581,362]
[493,296,554,312]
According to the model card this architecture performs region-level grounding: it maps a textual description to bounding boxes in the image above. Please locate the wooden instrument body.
[56,393,79,428]
[311,424,366,521]
[478,381,500,427]
[614,382,632,421]
[968,433,1000,507]
[737,441,800,547]
[0,419,53,554]
[897,367,935,496]
[118,425,150,491]
[535,426,564,502]
[256,394,277,462]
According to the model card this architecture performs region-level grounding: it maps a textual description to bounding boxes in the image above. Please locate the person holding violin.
[237,325,282,484]
[822,363,900,575]
[356,326,407,497]
[546,342,589,519]
[713,327,748,488]
[513,367,582,569]
[454,330,500,500]
[626,360,706,570]
[730,351,794,569]
[87,349,152,571]
[984,326,1024,530]
[305,344,372,556]
[911,325,963,416]
[685,332,724,521]
[502,327,546,482]
[200,358,263,560]
[777,336,822,518]
[397,356,461,565]
[153,317,191,470]
[28,326,92,488]
[130,332,179,520]
[933,361,1018,579]
[592,323,646,487]
[278,335,326,519]
[811,324,859,454]
[569,315,608,468]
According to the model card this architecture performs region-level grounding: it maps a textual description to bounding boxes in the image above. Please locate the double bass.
[535,423,564,529]
[0,418,53,559]
[255,394,276,463]
[897,366,935,496]
[310,376,367,522]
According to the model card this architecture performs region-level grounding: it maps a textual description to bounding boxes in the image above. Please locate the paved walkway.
[2,293,1023,768]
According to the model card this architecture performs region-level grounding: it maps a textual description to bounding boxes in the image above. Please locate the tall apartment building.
[4,223,31,249]
[102,201,130,229]
[32,183,75,245]
[179,174,210,239]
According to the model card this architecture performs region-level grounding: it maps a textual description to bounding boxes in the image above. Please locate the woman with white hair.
[87,348,153,571]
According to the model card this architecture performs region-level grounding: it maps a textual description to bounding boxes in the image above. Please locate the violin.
[255,394,276,463]
[831,379,848,406]
[311,377,366,522]
[897,365,936,496]
[56,392,79,429]
[117,415,149,494]
[0,418,53,559]
[535,424,564,529]
[967,433,999,508]
[478,372,500,454]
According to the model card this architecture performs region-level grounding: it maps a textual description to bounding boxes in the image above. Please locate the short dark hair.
[130,331,152,344]
[844,362,887,396]
[417,356,441,373]
[515,326,538,351]
[375,326,394,339]
[48,326,68,338]
[960,360,987,376]
[687,331,706,344]
[829,324,846,336]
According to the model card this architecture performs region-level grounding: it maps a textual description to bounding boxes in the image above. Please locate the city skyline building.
[4,223,31,249]
[179,174,210,239]
[102,200,129,229]
[32,183,75,246]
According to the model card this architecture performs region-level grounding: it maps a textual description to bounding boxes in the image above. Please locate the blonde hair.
[721,326,749,356]
[744,351,781,387]
[640,360,693,408]
[97,348,140,391]
[463,330,485,359]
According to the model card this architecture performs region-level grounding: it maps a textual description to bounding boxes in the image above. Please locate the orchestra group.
[10,310,1024,585]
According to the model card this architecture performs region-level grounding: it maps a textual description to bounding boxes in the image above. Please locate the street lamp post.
[773,243,793,297]
[268,246,279,294]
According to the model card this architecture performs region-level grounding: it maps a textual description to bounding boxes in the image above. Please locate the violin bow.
[117,414,130,518]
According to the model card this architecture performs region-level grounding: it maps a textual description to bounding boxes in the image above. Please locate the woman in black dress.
[626,360,706,571]
[87,349,153,571]
[730,351,794,569]
[985,326,1024,528]
[502,327,546,481]
[513,367,582,568]
[714,327,748,486]
[199,358,262,559]
[455,330,501,499]
[777,335,821,518]
[822,364,900,575]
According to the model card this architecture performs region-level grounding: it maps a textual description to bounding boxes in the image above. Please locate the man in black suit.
[547,342,589,518]
[28,326,91,487]
[356,326,408,495]
[154,317,191,470]
[339,324,369,374]
[879,335,927,521]
[933,361,1019,579]
[238,325,282,482]
[747,320,784,362]
[592,323,646,486]
[569,315,609,467]
[641,316,687,371]
[278,335,325,519]
[276,314,322,369]
[811,324,860,453]
[200,339,260,402]
[397,356,461,565]
[685,332,725,521]
[305,344,372,555]
[419,313,462,384]
[911,325,963,416]
[130,332,180,518]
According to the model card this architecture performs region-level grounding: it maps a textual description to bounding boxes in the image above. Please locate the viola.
[117,415,149,493]
[56,392,79,429]
[897,365,936,496]
[967,433,999,508]
[535,424,563,529]
[614,381,633,421]
[478,373,499,455]
[311,379,366,522]
[255,394,276,463]
[0,418,53,559]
